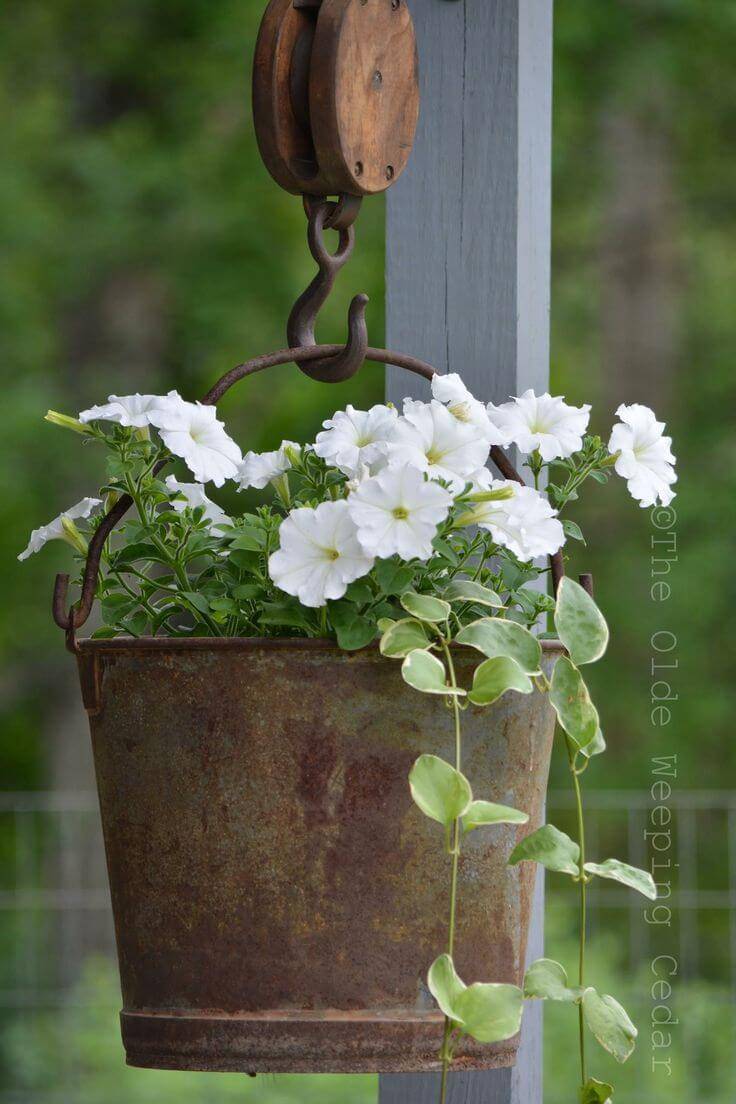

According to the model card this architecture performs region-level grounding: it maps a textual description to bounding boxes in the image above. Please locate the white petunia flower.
[461,473,564,561]
[18,497,102,561]
[608,403,677,508]
[431,373,507,444]
[148,396,242,487]
[268,499,374,608]
[386,400,490,491]
[314,404,397,478]
[238,441,300,490]
[79,391,179,428]
[165,476,231,536]
[348,465,453,561]
[487,389,591,461]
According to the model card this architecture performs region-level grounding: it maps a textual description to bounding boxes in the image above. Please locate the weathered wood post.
[380,1,553,1101]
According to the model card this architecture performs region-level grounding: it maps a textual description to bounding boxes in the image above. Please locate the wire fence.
[0,788,734,1100]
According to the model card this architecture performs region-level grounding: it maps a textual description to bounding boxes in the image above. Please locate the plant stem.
[566,735,587,1087]
[439,637,463,1104]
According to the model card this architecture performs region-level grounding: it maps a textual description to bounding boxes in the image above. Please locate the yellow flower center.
[393,506,409,520]
[327,548,340,561]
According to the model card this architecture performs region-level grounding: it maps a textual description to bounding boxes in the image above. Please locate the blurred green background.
[1,1,734,1101]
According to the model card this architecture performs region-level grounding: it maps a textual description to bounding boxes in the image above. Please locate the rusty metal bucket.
[76,636,561,1074]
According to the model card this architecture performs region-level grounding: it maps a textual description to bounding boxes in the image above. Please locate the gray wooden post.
[380,1,553,1102]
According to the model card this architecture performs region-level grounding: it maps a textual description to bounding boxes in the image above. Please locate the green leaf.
[444,579,504,608]
[400,591,451,623]
[579,1078,614,1104]
[524,958,581,1002]
[584,859,657,900]
[260,601,311,630]
[508,824,580,876]
[375,559,414,596]
[463,800,528,834]
[409,754,473,825]
[330,606,377,651]
[582,988,637,1063]
[110,541,168,568]
[431,537,459,566]
[549,656,600,751]
[427,954,466,1021]
[91,626,119,639]
[581,728,606,758]
[554,577,609,665]
[456,618,542,675]
[229,528,266,551]
[343,579,374,605]
[562,519,586,545]
[379,618,430,658]
[401,650,466,696]
[453,983,524,1043]
[468,656,534,706]
[232,583,263,600]
[182,591,211,615]
[377,617,396,634]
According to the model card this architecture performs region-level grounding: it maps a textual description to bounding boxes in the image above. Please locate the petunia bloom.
[148,396,242,487]
[314,404,397,478]
[608,404,677,508]
[431,373,506,444]
[487,390,591,461]
[79,392,179,428]
[268,499,374,608]
[165,476,231,536]
[18,497,102,561]
[386,400,490,491]
[238,441,300,490]
[460,474,564,561]
[348,465,453,561]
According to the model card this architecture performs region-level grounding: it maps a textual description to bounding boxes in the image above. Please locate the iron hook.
[287,199,368,382]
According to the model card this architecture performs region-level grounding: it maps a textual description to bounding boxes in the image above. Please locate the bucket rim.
[77,635,564,656]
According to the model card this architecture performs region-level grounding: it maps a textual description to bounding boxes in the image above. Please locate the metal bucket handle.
[52,344,566,649]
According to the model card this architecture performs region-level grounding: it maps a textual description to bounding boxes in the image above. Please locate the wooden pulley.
[252,0,419,197]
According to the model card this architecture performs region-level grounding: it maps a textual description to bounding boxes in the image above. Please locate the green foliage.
[524,958,581,1003]
[549,656,601,751]
[582,990,638,1064]
[583,859,657,901]
[468,656,533,705]
[462,800,528,834]
[554,578,609,665]
[409,755,472,826]
[509,824,581,877]
[455,618,542,674]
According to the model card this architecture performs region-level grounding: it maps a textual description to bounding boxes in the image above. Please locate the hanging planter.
[79,636,560,1073]
[23,2,679,1101]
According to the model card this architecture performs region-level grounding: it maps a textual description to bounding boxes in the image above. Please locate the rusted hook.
[287,197,368,383]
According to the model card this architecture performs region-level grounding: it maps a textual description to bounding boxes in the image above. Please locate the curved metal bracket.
[286,198,369,382]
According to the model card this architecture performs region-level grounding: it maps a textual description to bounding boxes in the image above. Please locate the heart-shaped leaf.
[468,656,534,706]
[524,958,581,1002]
[584,859,657,900]
[380,618,430,658]
[508,824,581,876]
[549,656,600,750]
[427,954,466,1021]
[444,579,504,608]
[400,591,451,623]
[582,988,637,1063]
[453,983,524,1043]
[456,618,542,674]
[402,650,466,696]
[463,800,528,834]
[554,577,609,665]
[581,727,606,758]
[579,1077,614,1104]
[375,560,415,596]
[409,754,473,826]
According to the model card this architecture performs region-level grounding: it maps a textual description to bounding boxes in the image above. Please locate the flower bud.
[45,411,89,435]
[60,516,89,556]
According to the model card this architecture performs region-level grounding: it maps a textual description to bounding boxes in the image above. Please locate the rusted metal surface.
[77,637,562,1073]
